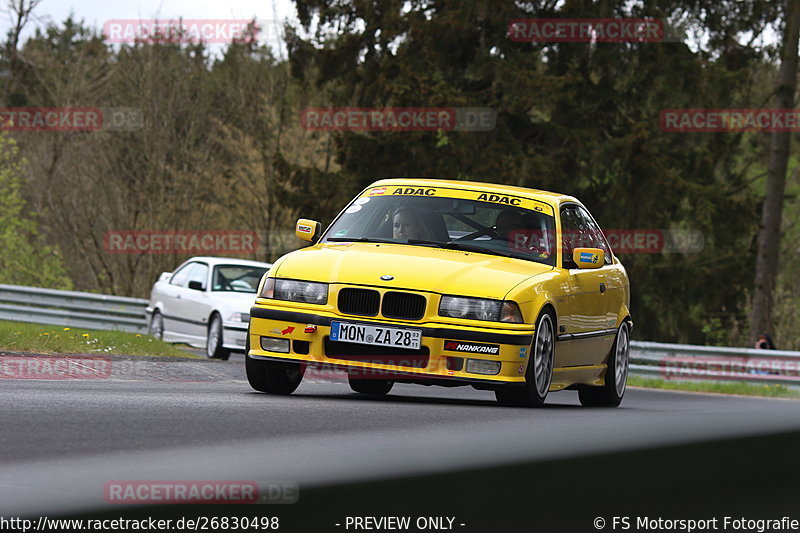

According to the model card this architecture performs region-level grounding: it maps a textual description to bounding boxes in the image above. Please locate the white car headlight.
[261,278,328,305]
[228,312,250,322]
[439,296,522,323]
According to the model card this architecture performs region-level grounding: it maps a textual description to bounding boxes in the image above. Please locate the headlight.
[260,278,328,305]
[228,312,250,322]
[439,296,522,323]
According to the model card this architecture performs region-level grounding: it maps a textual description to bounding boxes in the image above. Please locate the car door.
[160,261,195,340]
[579,206,625,360]
[170,262,212,343]
[555,204,614,366]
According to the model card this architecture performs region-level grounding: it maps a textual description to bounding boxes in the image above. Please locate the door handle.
[599,283,606,294]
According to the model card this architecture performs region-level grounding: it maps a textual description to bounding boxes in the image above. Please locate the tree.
[0,131,71,288]
[286,0,779,343]
[750,0,800,344]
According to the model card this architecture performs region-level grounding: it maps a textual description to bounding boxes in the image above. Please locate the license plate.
[329,321,422,350]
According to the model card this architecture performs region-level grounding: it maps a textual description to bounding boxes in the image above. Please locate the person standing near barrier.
[754,333,776,350]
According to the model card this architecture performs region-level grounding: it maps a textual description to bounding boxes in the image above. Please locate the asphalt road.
[1,353,799,524]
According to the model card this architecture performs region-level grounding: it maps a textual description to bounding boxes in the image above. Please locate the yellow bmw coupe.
[247,179,632,407]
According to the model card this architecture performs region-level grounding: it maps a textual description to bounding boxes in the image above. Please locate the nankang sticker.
[443,340,500,355]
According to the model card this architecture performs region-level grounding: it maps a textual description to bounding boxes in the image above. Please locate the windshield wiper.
[406,239,515,258]
[405,239,447,247]
[326,237,398,244]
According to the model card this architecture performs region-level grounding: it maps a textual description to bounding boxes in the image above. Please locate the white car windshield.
[212,265,269,293]
[323,192,556,266]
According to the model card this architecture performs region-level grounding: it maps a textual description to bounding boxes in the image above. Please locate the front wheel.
[495,310,555,407]
[149,311,164,340]
[578,321,630,407]
[206,315,231,360]
[246,356,305,395]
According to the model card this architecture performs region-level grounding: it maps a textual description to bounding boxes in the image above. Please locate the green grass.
[0,320,199,358]
[628,375,800,399]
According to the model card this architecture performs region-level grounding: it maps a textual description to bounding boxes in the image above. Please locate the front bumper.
[248,305,534,384]
[223,322,248,350]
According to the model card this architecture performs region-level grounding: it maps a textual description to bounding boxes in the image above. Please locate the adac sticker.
[477,192,522,206]
[391,187,437,196]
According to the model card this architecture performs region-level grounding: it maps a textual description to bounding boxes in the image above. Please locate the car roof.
[183,256,272,268]
[367,177,580,207]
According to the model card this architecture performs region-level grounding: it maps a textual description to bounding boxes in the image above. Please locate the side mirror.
[296,218,322,243]
[188,280,205,291]
[572,248,604,269]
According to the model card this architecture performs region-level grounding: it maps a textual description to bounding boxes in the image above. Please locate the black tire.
[578,321,630,407]
[149,311,164,340]
[495,309,555,407]
[206,314,231,360]
[348,375,394,395]
[246,356,305,394]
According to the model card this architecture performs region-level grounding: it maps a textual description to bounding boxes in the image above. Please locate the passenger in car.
[392,207,434,241]
[495,210,527,248]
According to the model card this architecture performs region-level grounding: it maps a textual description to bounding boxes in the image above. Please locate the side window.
[560,205,611,268]
[170,262,195,286]
[186,263,209,289]
[170,262,209,288]
[575,207,612,265]
[560,208,580,269]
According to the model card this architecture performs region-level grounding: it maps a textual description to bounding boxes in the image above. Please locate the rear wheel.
[206,314,231,360]
[578,321,630,407]
[495,310,555,407]
[246,356,306,394]
[348,376,394,395]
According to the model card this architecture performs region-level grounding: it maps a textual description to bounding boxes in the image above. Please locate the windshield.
[323,186,556,266]
[211,265,269,293]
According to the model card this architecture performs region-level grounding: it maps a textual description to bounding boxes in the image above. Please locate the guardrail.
[0,283,798,387]
[630,340,800,387]
[0,284,149,333]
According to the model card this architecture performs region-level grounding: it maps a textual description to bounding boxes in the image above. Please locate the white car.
[146,257,272,359]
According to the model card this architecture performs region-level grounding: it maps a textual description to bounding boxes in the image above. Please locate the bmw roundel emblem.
[380,275,394,281]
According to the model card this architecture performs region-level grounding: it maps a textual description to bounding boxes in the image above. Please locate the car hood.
[273,242,553,299]
[208,291,258,313]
